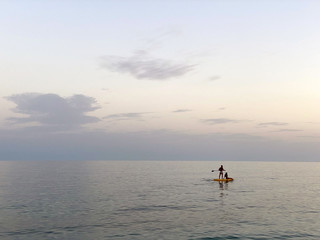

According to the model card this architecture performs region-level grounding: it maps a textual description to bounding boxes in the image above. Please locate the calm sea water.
[0,161,319,240]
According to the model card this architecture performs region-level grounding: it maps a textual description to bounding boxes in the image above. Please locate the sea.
[0,160,319,240]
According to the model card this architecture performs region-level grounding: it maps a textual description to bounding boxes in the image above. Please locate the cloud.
[1,129,319,161]
[258,122,288,127]
[202,118,241,125]
[271,129,303,132]
[142,26,183,49]
[5,93,100,130]
[100,50,195,80]
[298,135,320,139]
[172,109,192,113]
[103,112,151,121]
[305,122,320,124]
[208,75,221,81]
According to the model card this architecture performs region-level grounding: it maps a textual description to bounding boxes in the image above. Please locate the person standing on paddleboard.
[219,165,225,179]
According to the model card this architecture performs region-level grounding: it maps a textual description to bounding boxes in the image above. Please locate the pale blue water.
[0,161,319,239]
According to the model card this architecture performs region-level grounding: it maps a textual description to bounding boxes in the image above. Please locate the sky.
[1,0,320,161]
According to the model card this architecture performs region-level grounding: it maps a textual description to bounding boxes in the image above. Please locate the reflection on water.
[218,181,229,190]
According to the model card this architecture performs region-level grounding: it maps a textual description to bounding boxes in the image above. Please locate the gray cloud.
[103,112,151,121]
[142,26,183,50]
[100,50,195,80]
[5,93,100,130]
[258,122,288,127]
[172,109,192,113]
[1,129,319,161]
[208,75,221,81]
[272,129,303,132]
[298,135,320,139]
[202,118,241,125]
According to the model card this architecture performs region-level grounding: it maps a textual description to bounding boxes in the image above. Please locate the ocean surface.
[0,161,319,240]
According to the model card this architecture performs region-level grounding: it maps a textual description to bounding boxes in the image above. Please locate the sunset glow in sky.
[1,0,320,161]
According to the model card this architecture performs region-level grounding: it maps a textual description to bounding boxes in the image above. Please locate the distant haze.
[1,1,319,161]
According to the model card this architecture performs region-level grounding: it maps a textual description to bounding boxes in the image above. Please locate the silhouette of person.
[219,165,225,179]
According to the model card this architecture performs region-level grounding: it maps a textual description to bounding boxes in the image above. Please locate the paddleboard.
[213,178,234,182]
